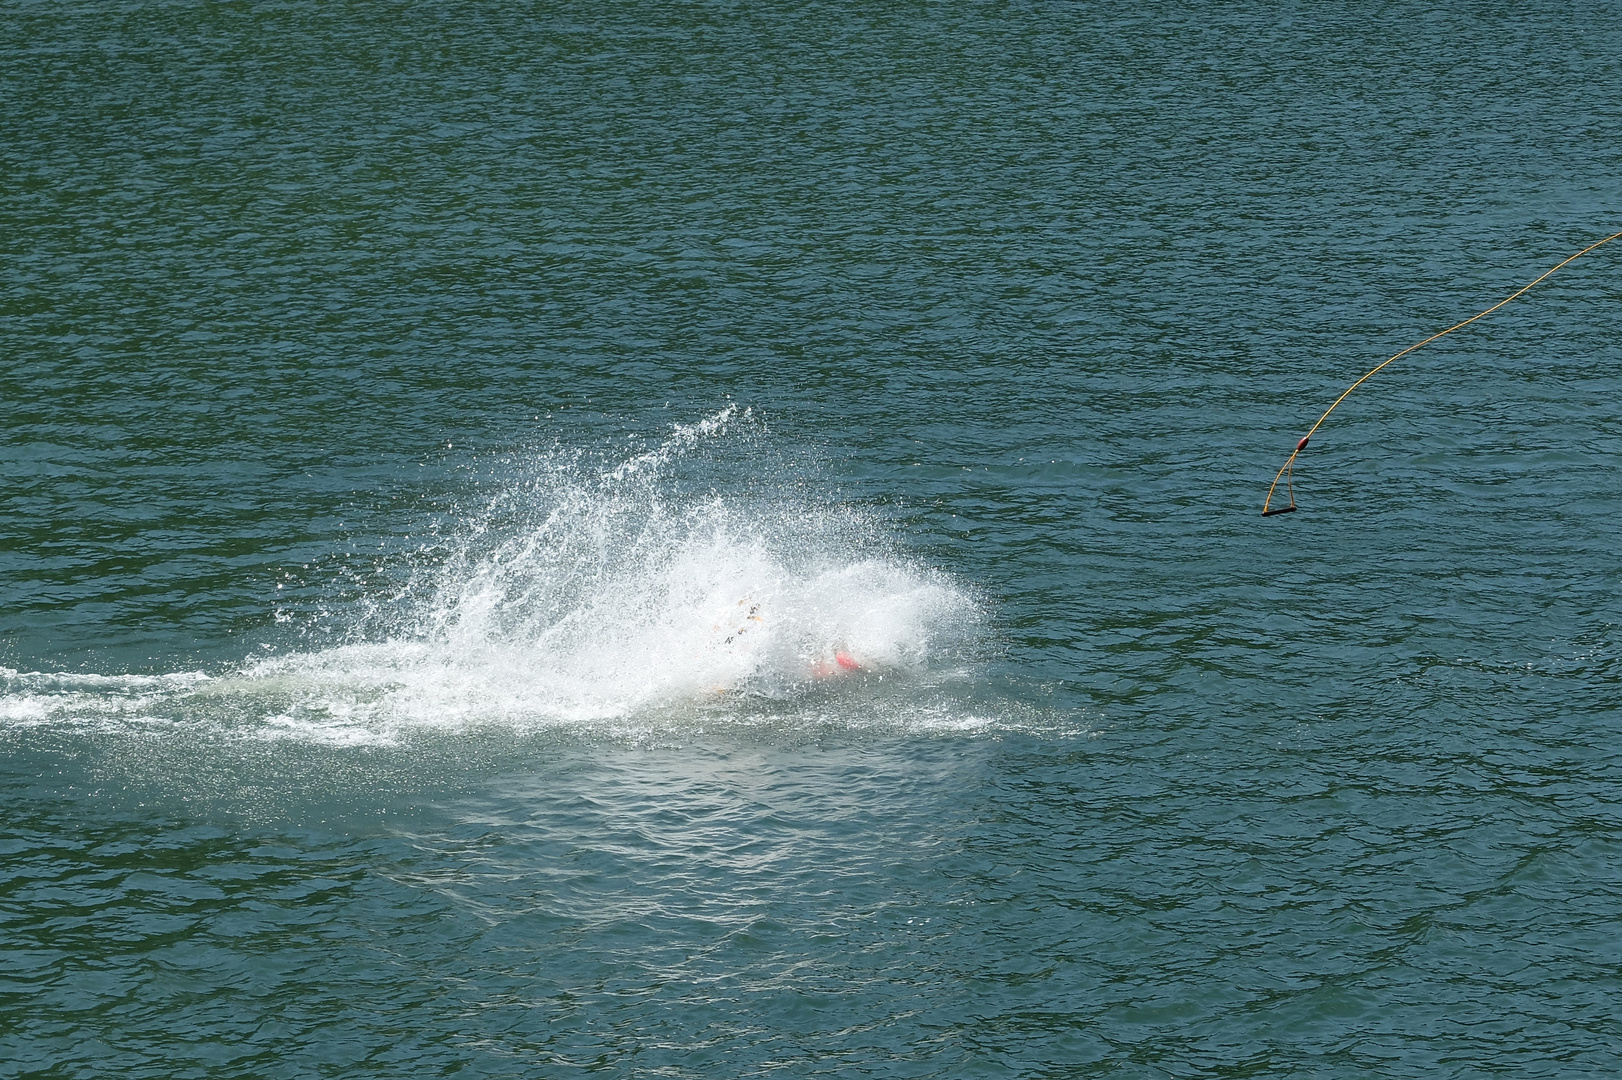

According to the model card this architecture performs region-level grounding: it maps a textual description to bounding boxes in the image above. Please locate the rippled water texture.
[4,2,1622,1076]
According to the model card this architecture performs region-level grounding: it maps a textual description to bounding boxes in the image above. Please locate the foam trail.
[0,669,211,727]
[2,408,986,745]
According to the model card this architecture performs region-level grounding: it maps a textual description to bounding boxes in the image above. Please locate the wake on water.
[2,408,990,745]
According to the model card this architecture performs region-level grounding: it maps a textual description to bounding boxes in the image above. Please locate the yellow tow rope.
[1262,230,1622,517]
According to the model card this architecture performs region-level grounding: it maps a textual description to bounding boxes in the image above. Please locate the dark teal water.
[5,3,1622,1076]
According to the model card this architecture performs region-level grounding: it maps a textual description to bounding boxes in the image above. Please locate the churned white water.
[3,409,986,744]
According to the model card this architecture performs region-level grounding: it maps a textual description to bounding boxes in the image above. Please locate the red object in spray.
[835,651,861,671]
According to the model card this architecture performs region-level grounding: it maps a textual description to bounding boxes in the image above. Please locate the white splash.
[2,408,986,745]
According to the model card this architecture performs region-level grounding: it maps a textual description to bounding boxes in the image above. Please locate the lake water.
[4,3,1622,1076]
